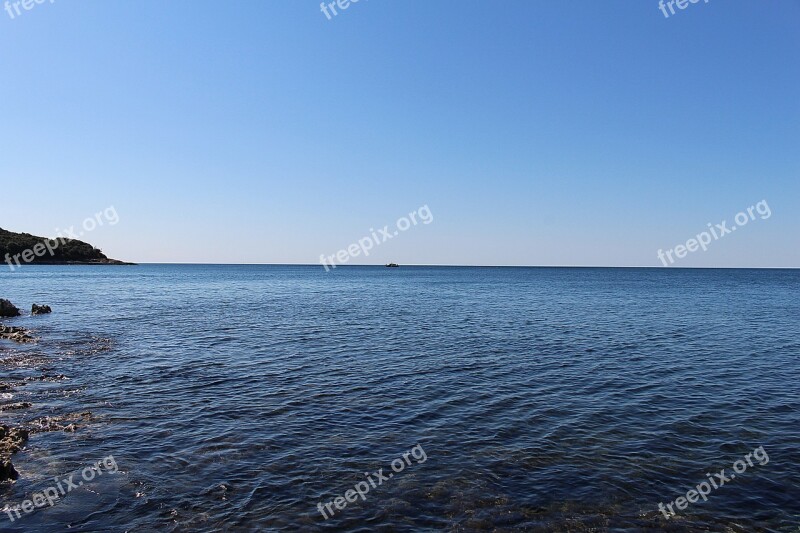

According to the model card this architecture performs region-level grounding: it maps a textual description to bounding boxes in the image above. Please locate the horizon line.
[118,263,800,270]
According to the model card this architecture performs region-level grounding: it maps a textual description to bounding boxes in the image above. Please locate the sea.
[1,265,798,532]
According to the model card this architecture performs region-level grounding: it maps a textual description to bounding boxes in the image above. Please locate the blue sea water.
[1,265,799,532]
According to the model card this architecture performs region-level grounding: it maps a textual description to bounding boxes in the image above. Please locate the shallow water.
[1,265,799,531]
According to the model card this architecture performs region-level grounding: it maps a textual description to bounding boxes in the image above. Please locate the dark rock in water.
[0,402,32,412]
[0,426,29,452]
[0,413,95,482]
[0,299,21,318]
[0,458,18,481]
[0,425,29,482]
[0,325,35,343]
[28,411,95,434]
[0,412,96,483]
[31,304,52,315]
[24,374,67,383]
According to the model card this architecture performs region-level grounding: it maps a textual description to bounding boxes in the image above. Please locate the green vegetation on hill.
[0,227,129,265]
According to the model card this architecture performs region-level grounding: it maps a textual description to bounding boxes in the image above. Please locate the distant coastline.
[1,227,133,268]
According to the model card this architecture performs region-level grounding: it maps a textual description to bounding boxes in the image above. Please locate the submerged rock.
[0,412,94,482]
[0,299,21,318]
[28,411,95,433]
[31,304,52,315]
[0,325,35,343]
[0,425,29,482]
[0,402,32,412]
[24,374,67,383]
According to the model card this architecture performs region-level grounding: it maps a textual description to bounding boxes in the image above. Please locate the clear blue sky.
[1,0,798,267]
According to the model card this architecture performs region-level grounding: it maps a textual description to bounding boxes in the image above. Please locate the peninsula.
[0,227,132,267]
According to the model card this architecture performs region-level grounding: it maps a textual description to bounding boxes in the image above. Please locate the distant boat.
[385,263,399,268]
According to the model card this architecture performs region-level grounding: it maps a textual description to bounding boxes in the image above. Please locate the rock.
[0,299,21,318]
[0,402,32,412]
[0,426,29,451]
[27,412,94,434]
[24,375,67,383]
[31,304,52,315]
[0,425,29,482]
[0,458,18,481]
[0,325,35,343]
[0,412,94,482]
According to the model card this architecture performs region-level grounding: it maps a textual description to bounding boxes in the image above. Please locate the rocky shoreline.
[0,298,95,483]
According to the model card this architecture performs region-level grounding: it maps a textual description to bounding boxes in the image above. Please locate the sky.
[1,0,798,267]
